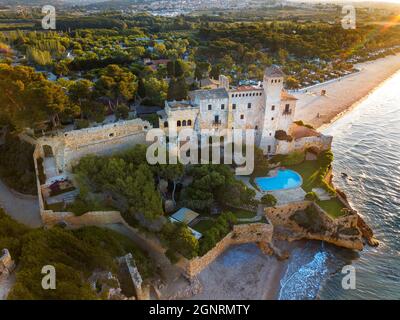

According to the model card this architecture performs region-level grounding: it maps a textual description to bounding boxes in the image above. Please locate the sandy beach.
[189,243,286,300]
[294,53,400,130]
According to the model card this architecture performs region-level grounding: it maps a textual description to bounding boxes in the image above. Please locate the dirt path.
[0,179,42,228]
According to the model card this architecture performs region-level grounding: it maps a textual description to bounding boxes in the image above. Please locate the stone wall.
[120,253,149,300]
[295,135,332,152]
[36,118,151,172]
[41,210,124,227]
[264,201,363,250]
[276,134,333,155]
[184,223,274,278]
[33,146,46,213]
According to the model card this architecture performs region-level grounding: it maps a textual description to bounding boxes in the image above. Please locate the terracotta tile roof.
[232,86,263,92]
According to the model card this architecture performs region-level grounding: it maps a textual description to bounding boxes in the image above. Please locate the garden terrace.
[273,150,348,218]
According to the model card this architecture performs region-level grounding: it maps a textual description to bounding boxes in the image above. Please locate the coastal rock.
[264,201,364,251]
[357,215,379,247]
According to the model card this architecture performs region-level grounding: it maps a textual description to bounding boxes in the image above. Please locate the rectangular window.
[271,105,275,111]
[221,104,225,110]
[232,104,236,110]
[208,104,212,110]
[240,114,244,120]
[248,103,251,109]
[285,104,290,113]
[268,145,271,153]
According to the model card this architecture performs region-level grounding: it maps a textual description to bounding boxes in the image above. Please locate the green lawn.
[287,160,347,218]
[222,205,257,219]
[287,160,322,192]
[192,219,215,233]
[317,198,347,219]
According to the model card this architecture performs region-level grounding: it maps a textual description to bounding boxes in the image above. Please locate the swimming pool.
[255,169,302,191]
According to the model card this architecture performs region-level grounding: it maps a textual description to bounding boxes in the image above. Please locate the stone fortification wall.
[185,223,274,278]
[276,134,333,155]
[264,201,363,250]
[41,210,123,227]
[37,118,151,172]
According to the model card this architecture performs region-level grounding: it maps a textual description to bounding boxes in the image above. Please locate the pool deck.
[236,176,306,205]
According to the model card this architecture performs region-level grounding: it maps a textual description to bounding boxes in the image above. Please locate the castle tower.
[218,75,229,90]
[263,65,284,101]
[259,65,285,155]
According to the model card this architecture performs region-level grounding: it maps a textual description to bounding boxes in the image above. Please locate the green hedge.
[261,194,277,207]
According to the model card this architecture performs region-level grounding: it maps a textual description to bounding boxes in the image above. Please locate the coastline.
[293,53,400,130]
[261,56,400,300]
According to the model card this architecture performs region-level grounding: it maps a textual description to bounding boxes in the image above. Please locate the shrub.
[115,104,129,120]
[294,120,315,129]
[165,248,179,264]
[305,191,319,201]
[198,212,237,256]
[0,135,36,194]
[75,119,90,129]
[274,130,293,142]
[160,221,199,261]
[2,211,155,300]
[261,194,277,207]
[290,206,327,233]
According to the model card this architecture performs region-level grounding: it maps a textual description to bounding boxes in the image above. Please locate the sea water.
[278,70,400,300]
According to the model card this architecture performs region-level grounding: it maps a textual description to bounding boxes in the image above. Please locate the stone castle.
[32,65,331,180]
[158,65,299,155]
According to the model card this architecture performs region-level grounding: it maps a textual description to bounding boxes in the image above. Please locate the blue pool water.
[255,169,302,191]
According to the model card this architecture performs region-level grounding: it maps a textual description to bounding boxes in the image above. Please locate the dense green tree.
[167,77,188,101]
[156,163,184,204]
[181,164,255,212]
[115,103,129,120]
[95,64,137,109]
[142,77,168,106]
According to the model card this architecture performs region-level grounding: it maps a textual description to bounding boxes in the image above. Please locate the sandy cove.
[293,53,400,130]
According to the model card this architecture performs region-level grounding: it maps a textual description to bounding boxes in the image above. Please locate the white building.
[158,65,299,155]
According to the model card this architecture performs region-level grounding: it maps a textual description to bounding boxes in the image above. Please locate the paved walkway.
[235,176,263,200]
[270,187,307,205]
[312,188,331,201]
[0,179,42,228]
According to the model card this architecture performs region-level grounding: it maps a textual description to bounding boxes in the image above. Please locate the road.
[0,179,42,228]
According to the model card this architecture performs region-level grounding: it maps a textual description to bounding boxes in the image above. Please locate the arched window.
[177,120,181,127]
[188,120,192,126]
[164,121,168,128]
[182,120,187,126]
